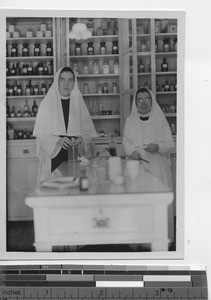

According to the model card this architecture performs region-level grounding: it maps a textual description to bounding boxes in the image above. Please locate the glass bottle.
[157,39,164,53]
[170,101,176,113]
[164,81,170,91]
[97,84,103,94]
[23,100,29,117]
[112,82,118,93]
[33,85,39,95]
[17,85,22,96]
[170,82,175,91]
[99,42,106,55]
[13,81,18,96]
[75,43,82,56]
[6,62,10,77]
[6,82,9,96]
[112,41,119,54]
[38,63,44,76]
[138,60,145,73]
[163,39,170,52]
[169,39,174,52]
[10,63,16,76]
[46,43,53,56]
[113,61,119,75]
[17,110,22,117]
[32,100,38,117]
[83,83,89,94]
[102,61,109,74]
[10,106,16,117]
[22,64,28,76]
[161,83,165,92]
[73,63,79,75]
[161,58,168,72]
[22,44,29,57]
[83,62,89,75]
[140,40,147,52]
[109,133,117,156]
[171,123,176,135]
[8,85,14,96]
[17,129,23,139]
[28,80,33,95]
[43,64,48,75]
[156,81,160,92]
[11,44,18,57]
[87,42,94,55]
[6,104,10,117]
[27,64,33,76]
[93,62,99,74]
[25,85,31,96]
[48,61,53,75]
[34,44,41,56]
[15,62,21,76]
[79,168,89,191]
[103,82,108,93]
[41,83,47,95]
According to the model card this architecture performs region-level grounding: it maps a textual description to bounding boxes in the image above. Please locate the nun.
[33,66,97,184]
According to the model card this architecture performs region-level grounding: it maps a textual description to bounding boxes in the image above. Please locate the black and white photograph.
[1,10,184,259]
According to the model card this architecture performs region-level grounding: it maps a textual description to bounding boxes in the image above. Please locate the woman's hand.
[131,150,142,160]
[57,137,73,150]
[144,143,159,153]
[75,136,85,151]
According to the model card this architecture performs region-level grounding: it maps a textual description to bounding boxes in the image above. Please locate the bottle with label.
[164,81,170,91]
[17,110,22,117]
[22,64,28,76]
[79,168,89,191]
[170,82,175,91]
[27,64,33,75]
[25,85,31,96]
[97,84,103,94]
[138,60,145,73]
[8,85,14,96]
[99,42,106,55]
[10,106,16,117]
[171,123,176,135]
[46,43,53,56]
[174,80,177,91]
[23,100,29,117]
[37,63,44,76]
[161,58,168,72]
[43,64,48,75]
[33,85,39,95]
[83,83,89,94]
[11,44,18,57]
[87,42,94,55]
[140,40,147,52]
[170,101,176,113]
[113,61,119,75]
[10,63,16,76]
[163,39,170,52]
[41,83,47,95]
[112,41,119,54]
[34,44,41,56]
[83,62,89,75]
[17,129,23,139]
[48,61,53,75]
[6,62,10,77]
[169,39,174,52]
[13,81,18,96]
[32,100,38,117]
[112,82,118,93]
[22,44,29,57]
[102,61,109,74]
[17,85,22,96]
[103,82,108,93]
[73,63,79,75]
[93,62,100,74]
[109,133,117,156]
[161,83,165,92]
[156,81,160,92]
[75,43,82,56]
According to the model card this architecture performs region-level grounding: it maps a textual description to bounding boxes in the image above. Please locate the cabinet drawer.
[7,145,37,159]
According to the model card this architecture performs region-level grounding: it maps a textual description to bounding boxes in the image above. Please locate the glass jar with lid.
[112,82,118,93]
[33,85,39,95]
[37,63,44,75]
[83,83,89,94]
[75,43,82,55]
[87,42,94,55]
[138,60,145,73]
[41,83,47,95]
[34,44,41,56]
[163,39,170,52]
[112,41,119,54]
[46,43,53,56]
[102,61,109,74]
[22,44,29,57]
[161,58,168,72]
[11,44,18,57]
[113,61,119,75]
[99,42,106,55]
[97,84,103,94]
[83,62,89,75]
[93,62,100,74]
[103,82,108,93]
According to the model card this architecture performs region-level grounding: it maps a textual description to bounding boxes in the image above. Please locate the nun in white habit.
[123,87,175,189]
[33,66,97,184]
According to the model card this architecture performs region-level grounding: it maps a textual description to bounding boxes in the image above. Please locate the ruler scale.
[0,265,208,299]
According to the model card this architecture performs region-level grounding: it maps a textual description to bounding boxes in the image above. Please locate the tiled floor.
[7,220,176,252]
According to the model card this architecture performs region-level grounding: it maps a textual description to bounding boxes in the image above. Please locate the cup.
[108,156,122,182]
[126,160,140,181]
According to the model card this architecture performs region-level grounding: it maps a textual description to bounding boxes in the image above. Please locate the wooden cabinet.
[7,141,38,220]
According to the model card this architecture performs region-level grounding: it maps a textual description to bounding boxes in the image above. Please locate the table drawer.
[7,145,37,158]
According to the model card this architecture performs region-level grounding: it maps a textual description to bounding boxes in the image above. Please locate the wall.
[0,0,211,297]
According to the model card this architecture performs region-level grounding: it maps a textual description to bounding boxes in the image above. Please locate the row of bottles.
[7,22,52,38]
[156,80,177,92]
[73,41,119,56]
[6,81,51,97]
[155,38,177,53]
[7,43,53,57]
[87,99,119,116]
[158,101,177,114]
[72,60,119,76]
[138,59,151,73]
[7,127,35,140]
[7,100,39,118]
[6,61,54,77]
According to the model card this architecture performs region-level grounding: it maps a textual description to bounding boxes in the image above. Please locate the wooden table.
[25,159,174,252]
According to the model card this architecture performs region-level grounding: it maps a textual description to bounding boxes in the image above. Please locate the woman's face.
[58,71,75,97]
[136,90,152,114]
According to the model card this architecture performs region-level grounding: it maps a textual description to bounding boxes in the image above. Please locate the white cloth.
[33,67,97,184]
[123,88,175,189]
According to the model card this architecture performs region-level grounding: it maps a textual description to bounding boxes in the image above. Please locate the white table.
[25,159,174,252]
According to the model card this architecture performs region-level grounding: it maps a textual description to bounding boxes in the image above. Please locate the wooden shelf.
[155,52,177,56]
[7,75,54,79]
[156,91,176,95]
[91,115,120,120]
[156,71,177,75]
[7,117,36,122]
[7,56,54,61]
[83,93,120,97]
[7,95,44,99]
[7,37,53,43]
[69,54,119,61]
[77,74,119,78]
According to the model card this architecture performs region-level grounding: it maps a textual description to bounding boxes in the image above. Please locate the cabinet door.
[7,160,27,219]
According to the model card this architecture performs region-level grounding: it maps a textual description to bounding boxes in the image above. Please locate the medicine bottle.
[41,84,47,95]
[33,85,39,95]
[38,63,44,76]
[32,100,38,117]
[73,63,79,75]
[156,81,160,92]
[113,61,119,75]
[27,65,33,76]
[10,106,16,117]
[87,42,94,55]
[25,85,31,96]
[103,61,109,74]
[140,41,147,52]
[75,43,82,55]
[8,85,14,96]
[103,83,108,93]
[6,104,10,117]
[100,42,106,55]
[34,44,41,56]
[83,62,89,75]
[97,84,103,94]
[83,83,89,94]
[79,169,89,191]
[161,58,168,72]
[22,44,29,57]
[163,39,170,52]
[11,44,18,57]
[46,43,53,56]
[93,62,100,74]
[17,85,22,96]
[164,81,170,91]
[112,41,119,54]
[112,82,118,93]
[138,60,145,73]
[10,63,16,76]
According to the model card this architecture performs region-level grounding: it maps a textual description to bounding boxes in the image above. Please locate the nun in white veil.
[33,66,97,184]
[123,87,175,189]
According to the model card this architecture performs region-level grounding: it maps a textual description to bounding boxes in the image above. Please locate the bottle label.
[113,46,118,50]
[23,48,28,52]
[11,49,16,52]
[35,48,39,52]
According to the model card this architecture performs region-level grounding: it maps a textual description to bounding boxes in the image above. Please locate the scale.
[0,265,208,299]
